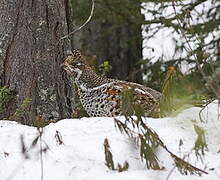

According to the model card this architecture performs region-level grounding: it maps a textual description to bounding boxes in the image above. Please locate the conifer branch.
[114,116,208,175]
[160,66,177,115]
[171,0,220,100]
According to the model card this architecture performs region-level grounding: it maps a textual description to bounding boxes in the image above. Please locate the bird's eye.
[69,62,85,70]
[76,62,83,66]
[70,62,77,66]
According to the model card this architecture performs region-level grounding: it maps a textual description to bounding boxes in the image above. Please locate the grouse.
[61,50,161,117]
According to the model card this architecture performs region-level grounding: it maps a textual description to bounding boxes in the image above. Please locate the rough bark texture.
[0,0,73,125]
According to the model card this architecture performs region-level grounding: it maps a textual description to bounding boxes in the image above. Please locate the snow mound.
[0,100,219,180]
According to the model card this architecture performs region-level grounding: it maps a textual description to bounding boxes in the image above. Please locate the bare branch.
[60,0,95,40]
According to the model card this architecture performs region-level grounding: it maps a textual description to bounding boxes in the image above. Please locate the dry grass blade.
[55,130,64,145]
[104,138,115,170]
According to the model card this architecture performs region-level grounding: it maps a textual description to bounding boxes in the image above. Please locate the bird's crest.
[72,49,82,61]
[64,49,86,65]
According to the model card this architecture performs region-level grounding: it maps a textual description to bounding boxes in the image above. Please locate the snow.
[0,100,220,180]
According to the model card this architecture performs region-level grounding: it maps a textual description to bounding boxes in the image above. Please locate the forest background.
[0,0,219,125]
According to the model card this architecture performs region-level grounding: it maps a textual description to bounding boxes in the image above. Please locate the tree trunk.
[0,0,73,125]
[71,1,143,84]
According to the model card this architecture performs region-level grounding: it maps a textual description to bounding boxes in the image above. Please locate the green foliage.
[193,125,208,161]
[0,86,14,113]
[0,87,33,121]
[71,83,89,118]
[98,61,112,76]
[114,114,208,175]
[71,0,220,99]
[120,89,135,117]
[142,0,220,99]
[159,66,209,116]
[160,66,176,115]
[115,89,208,175]
[69,0,216,175]
[171,153,207,176]
[120,88,154,118]
[33,116,47,129]
[9,97,32,120]
[143,0,220,61]
[139,134,161,170]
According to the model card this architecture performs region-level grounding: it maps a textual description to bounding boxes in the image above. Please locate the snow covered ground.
[0,100,220,180]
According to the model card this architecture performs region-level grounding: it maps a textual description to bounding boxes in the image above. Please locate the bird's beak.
[60,63,72,74]
[60,63,66,68]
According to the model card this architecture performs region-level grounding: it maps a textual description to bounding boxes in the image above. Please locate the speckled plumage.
[62,50,161,117]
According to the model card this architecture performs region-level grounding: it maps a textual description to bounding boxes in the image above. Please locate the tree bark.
[0,0,73,125]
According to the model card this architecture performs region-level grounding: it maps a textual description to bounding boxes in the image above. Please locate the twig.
[199,99,215,122]
[39,128,44,180]
[60,0,95,40]
[165,166,176,180]
[6,128,48,180]
[218,101,220,121]
[171,1,220,100]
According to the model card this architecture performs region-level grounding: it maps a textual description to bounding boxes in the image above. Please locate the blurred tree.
[0,0,73,124]
[70,0,144,83]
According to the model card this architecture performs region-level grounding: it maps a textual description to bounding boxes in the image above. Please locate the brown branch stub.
[55,130,64,145]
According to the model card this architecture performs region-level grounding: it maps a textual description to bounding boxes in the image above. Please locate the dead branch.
[60,0,95,41]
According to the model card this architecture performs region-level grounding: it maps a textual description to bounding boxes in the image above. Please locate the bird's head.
[61,50,89,80]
